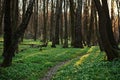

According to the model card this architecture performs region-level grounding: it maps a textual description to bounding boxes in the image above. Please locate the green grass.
[0,39,119,80]
[20,39,41,45]
[52,47,120,80]
[0,44,89,80]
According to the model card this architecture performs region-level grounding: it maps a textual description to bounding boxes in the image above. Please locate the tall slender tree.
[0,0,4,35]
[73,0,83,48]
[43,0,47,45]
[54,0,62,45]
[69,0,75,47]
[63,0,68,48]
[33,0,38,41]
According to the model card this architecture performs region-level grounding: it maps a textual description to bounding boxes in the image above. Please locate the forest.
[0,0,120,80]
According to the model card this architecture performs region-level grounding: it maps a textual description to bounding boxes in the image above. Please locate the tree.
[33,0,38,41]
[54,0,61,45]
[73,0,83,48]
[43,0,47,45]
[1,0,35,67]
[20,0,27,41]
[69,0,75,46]
[0,0,4,36]
[94,0,119,61]
[51,0,56,48]
[63,0,68,48]
[11,0,19,53]
[116,0,120,42]
[2,0,12,65]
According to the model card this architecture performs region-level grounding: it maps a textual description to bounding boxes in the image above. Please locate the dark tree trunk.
[94,0,119,61]
[50,0,54,41]
[0,0,4,36]
[73,0,83,48]
[2,0,12,67]
[51,0,56,48]
[102,0,118,49]
[1,0,35,67]
[21,0,27,42]
[59,10,63,45]
[11,0,19,53]
[69,0,75,47]
[87,0,94,47]
[59,0,63,45]
[63,0,68,48]
[116,0,120,42]
[54,0,61,45]
[83,0,89,46]
[33,0,38,41]
[43,0,47,45]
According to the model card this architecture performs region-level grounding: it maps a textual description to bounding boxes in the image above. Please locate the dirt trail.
[40,61,69,80]
[40,55,83,80]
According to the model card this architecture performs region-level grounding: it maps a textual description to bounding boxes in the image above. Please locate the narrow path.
[40,55,84,80]
[41,61,69,80]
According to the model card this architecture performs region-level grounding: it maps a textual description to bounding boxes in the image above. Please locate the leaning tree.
[1,0,35,67]
[94,0,120,61]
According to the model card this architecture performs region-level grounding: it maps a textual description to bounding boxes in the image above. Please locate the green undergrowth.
[0,44,90,80]
[20,39,41,45]
[52,47,120,80]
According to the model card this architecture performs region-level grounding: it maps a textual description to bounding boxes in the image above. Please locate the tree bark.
[0,0,4,36]
[102,0,118,49]
[73,0,83,48]
[69,0,75,47]
[1,0,35,67]
[33,0,38,41]
[63,0,68,48]
[2,0,12,67]
[94,0,119,61]
[43,0,47,45]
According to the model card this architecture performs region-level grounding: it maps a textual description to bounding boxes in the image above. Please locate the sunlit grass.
[0,37,3,42]
[52,47,120,80]
[1,39,118,80]
[0,41,89,80]
[74,54,89,66]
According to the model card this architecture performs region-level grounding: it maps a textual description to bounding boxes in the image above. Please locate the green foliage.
[0,39,119,80]
[0,42,89,80]
[52,47,120,80]
[20,39,41,45]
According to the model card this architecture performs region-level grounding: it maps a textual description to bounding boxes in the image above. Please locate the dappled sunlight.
[74,54,90,66]
[74,47,101,66]
[55,50,69,58]
[0,0,119,79]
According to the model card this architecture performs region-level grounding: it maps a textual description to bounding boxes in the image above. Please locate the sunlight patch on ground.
[74,54,90,66]
[55,50,69,57]
[14,52,41,62]
[87,46,95,53]
[0,38,3,41]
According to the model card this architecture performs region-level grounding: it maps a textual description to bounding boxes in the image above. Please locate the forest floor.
[0,39,120,80]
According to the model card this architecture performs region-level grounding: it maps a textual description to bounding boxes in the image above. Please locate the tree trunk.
[43,0,47,45]
[1,0,35,67]
[20,0,27,41]
[33,0,38,41]
[63,0,68,48]
[102,0,118,49]
[0,0,4,36]
[94,0,119,61]
[54,0,61,45]
[51,0,56,48]
[2,0,12,67]
[73,0,83,48]
[69,0,75,47]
